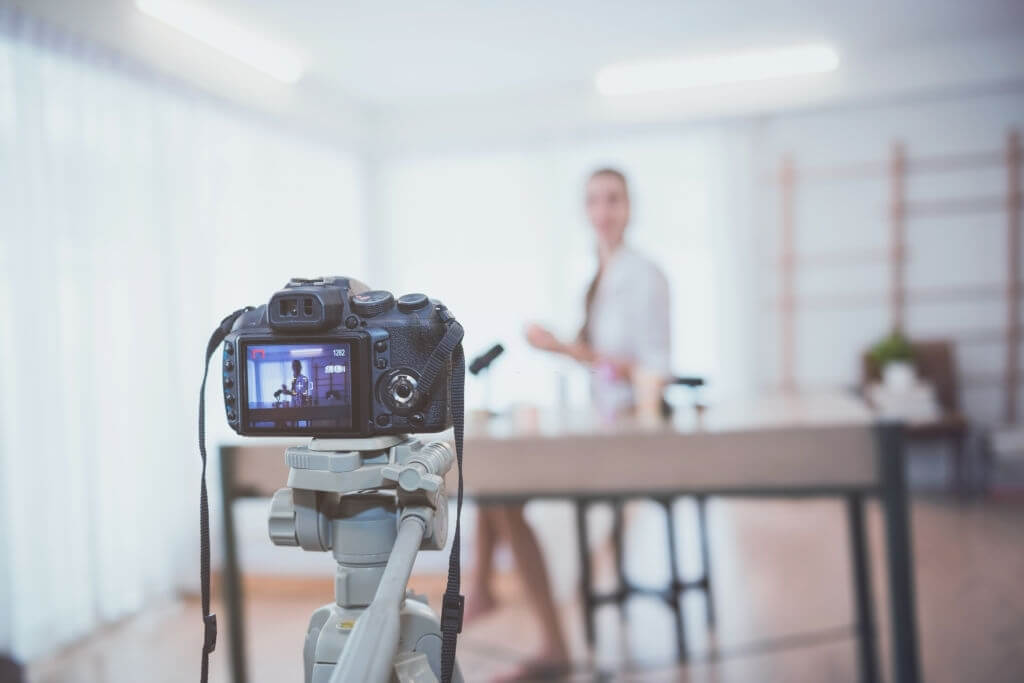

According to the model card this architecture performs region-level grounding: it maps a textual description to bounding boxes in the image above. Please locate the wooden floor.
[28,496,1024,683]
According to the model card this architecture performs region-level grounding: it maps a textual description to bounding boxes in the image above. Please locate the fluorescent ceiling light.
[289,348,324,357]
[136,0,305,83]
[596,43,839,96]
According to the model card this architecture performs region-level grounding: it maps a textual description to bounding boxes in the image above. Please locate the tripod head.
[267,434,461,683]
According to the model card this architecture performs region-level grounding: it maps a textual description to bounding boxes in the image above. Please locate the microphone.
[469,343,505,376]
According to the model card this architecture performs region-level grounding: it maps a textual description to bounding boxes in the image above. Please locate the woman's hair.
[578,167,629,343]
[587,167,629,196]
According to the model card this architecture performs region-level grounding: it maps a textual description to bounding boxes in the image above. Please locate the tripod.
[267,434,464,683]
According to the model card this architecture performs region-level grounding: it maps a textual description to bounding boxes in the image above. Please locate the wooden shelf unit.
[773,130,1023,423]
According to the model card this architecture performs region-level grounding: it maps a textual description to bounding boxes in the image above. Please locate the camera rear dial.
[381,369,423,415]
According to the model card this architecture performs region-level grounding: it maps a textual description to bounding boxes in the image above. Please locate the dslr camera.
[222,276,455,437]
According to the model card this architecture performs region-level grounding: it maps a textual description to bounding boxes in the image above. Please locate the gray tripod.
[267,434,464,683]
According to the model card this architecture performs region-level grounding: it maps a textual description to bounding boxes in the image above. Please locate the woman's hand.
[524,323,564,353]
[596,357,632,381]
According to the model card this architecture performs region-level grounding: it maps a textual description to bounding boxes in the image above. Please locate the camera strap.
[416,315,466,683]
[197,307,252,683]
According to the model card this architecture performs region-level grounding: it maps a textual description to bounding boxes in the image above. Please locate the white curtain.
[0,14,366,660]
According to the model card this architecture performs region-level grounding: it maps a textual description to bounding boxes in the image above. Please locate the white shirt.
[587,245,671,416]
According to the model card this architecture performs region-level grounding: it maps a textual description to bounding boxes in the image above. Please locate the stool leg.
[696,495,716,628]
[662,497,688,660]
[575,499,596,648]
[612,499,627,606]
[956,434,969,497]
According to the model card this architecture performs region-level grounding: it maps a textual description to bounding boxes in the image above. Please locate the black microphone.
[469,343,505,375]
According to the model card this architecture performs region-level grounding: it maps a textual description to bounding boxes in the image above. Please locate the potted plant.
[868,329,916,392]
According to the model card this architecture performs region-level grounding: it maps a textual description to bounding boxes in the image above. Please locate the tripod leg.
[305,607,332,683]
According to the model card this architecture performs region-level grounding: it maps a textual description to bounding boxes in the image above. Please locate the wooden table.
[218,393,921,683]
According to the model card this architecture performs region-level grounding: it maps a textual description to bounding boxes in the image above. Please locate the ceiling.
[7,0,1024,149]
[13,0,1024,106]
[177,0,1024,103]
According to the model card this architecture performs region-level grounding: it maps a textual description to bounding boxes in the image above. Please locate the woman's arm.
[526,323,588,360]
[525,324,632,378]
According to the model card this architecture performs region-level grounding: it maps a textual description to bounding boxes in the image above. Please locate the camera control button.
[225,393,235,403]
[224,359,234,371]
[397,293,429,312]
[224,377,234,388]
[375,358,388,369]
[374,340,387,352]
[224,343,234,355]
[350,290,394,317]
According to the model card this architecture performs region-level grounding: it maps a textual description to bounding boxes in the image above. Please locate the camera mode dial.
[397,293,429,312]
[350,290,394,317]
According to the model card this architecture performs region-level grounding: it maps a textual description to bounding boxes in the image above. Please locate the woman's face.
[585,173,630,249]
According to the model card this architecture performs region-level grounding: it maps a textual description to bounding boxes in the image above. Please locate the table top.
[220,392,885,499]
[456,392,880,498]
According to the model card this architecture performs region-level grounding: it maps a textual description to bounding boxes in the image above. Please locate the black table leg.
[696,495,715,628]
[847,494,879,683]
[877,423,921,683]
[661,497,688,660]
[575,499,596,648]
[220,448,248,683]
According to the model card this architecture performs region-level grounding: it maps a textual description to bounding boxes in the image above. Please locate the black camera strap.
[197,307,252,683]
[416,316,466,683]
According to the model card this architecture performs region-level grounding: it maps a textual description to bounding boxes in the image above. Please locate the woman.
[469,168,671,682]
[525,167,671,416]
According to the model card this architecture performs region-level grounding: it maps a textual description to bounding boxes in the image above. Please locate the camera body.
[222,276,454,437]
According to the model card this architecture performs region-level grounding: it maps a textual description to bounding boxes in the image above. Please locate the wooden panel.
[779,156,797,394]
[889,141,908,332]
[1006,130,1022,424]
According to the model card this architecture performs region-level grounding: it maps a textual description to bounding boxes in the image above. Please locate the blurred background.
[0,1,1022,682]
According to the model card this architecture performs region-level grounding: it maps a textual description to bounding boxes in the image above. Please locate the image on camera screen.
[244,342,353,431]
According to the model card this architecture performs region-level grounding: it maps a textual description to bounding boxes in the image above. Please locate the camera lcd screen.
[243,342,353,432]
